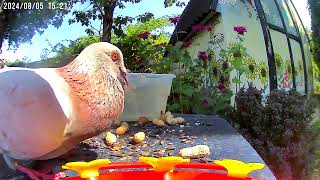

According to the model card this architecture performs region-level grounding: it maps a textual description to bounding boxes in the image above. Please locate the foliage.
[163,0,187,7]
[112,17,171,72]
[313,56,320,93]
[156,41,234,116]
[0,0,73,49]
[68,0,185,42]
[35,35,100,68]
[68,0,148,41]
[229,85,317,179]
[0,0,183,50]
[4,59,26,67]
[36,17,171,70]
[308,0,320,68]
[156,25,270,116]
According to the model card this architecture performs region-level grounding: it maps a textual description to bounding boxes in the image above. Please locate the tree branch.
[94,1,105,17]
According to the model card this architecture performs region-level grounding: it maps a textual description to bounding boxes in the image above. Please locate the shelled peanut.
[179,145,210,159]
[152,119,165,127]
[105,132,117,146]
[115,122,129,135]
[133,132,146,144]
[138,116,150,126]
[162,111,185,126]
[113,119,122,126]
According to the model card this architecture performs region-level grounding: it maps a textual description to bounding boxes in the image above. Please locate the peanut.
[152,119,165,127]
[133,132,146,144]
[179,145,210,159]
[105,132,117,146]
[138,116,150,126]
[115,122,129,135]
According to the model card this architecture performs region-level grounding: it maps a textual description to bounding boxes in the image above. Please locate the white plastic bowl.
[120,73,176,122]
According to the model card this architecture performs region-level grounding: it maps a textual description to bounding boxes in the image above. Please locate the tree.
[0,0,187,52]
[0,0,75,51]
[308,0,320,67]
[68,0,158,42]
[69,0,187,42]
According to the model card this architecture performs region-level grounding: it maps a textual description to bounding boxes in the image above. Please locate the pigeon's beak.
[120,67,128,86]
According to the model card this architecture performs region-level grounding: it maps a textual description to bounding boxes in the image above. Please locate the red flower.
[198,51,208,61]
[182,40,192,47]
[217,78,230,94]
[170,16,180,25]
[234,26,247,35]
[217,82,225,91]
[138,32,151,39]
[220,87,230,94]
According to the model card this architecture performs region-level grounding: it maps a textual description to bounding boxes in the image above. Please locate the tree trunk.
[102,1,117,42]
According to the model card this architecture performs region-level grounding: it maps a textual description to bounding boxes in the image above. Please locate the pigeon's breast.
[0,68,70,160]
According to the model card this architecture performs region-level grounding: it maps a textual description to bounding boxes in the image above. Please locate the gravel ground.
[0,114,276,180]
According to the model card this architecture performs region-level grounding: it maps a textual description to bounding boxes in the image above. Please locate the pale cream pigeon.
[0,42,128,180]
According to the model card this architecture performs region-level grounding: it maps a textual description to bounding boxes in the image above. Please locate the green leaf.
[224,66,234,74]
[180,88,193,97]
[232,78,242,84]
[168,103,180,111]
[231,58,243,70]
[219,49,227,57]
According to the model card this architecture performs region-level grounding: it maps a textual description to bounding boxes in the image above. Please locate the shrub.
[113,17,170,73]
[230,85,317,179]
[38,35,101,68]
[5,59,26,67]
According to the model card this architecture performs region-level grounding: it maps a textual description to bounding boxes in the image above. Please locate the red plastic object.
[61,162,260,180]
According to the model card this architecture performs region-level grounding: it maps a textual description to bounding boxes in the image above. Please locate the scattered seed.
[111,152,124,157]
[166,145,175,150]
[140,151,151,156]
[160,140,166,145]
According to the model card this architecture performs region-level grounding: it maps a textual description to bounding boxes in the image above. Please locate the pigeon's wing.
[0,69,69,160]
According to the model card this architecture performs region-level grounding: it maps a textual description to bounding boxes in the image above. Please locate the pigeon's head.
[83,42,128,88]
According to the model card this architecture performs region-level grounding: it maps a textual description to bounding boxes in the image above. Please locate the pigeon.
[0,42,128,179]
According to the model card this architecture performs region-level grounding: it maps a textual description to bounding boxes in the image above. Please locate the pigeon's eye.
[111,52,119,62]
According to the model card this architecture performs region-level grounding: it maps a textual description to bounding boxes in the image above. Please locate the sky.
[0,0,312,62]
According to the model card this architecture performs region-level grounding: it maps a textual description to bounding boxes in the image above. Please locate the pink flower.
[182,40,192,47]
[138,32,151,39]
[170,16,180,25]
[234,26,247,35]
[198,51,208,61]
[207,25,213,31]
[217,78,230,94]
[192,24,212,32]
[220,87,230,94]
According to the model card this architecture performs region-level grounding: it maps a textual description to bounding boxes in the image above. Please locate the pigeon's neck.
[56,57,125,136]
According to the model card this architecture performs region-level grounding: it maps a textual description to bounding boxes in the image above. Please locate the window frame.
[254,0,308,94]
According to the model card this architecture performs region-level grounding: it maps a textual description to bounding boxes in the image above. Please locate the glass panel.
[287,0,313,93]
[269,29,293,90]
[275,0,298,36]
[260,0,283,28]
[290,38,305,94]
